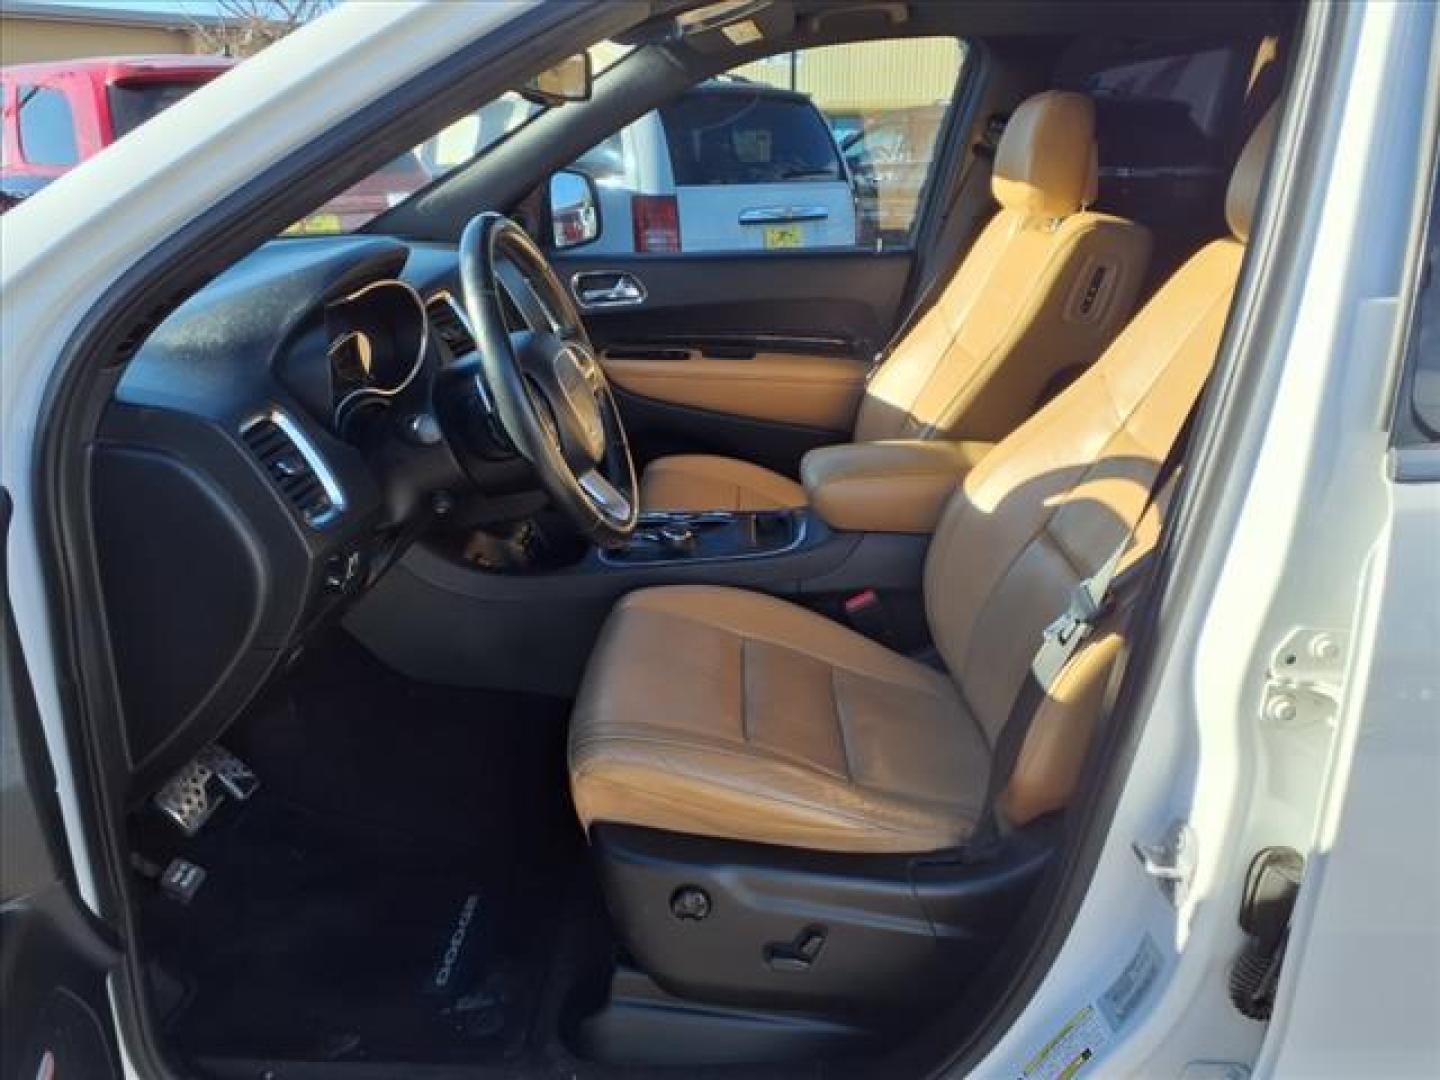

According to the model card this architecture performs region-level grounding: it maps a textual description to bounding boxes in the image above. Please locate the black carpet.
[134,634,597,1068]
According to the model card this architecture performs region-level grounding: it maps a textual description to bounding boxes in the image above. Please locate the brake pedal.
[197,744,259,801]
[152,745,258,835]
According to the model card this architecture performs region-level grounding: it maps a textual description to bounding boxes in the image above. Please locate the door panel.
[553,248,911,468]
[0,490,123,1080]
[600,350,867,430]
[556,248,911,351]
[542,36,969,474]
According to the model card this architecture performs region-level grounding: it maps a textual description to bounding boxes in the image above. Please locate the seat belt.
[965,390,1205,856]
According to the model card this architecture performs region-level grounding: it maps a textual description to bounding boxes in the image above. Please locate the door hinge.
[1259,627,1349,729]
[1132,819,1197,908]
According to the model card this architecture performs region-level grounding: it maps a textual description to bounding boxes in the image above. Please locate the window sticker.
[1100,933,1163,1029]
[722,19,763,45]
[1020,1004,1113,1080]
[1019,934,1165,1080]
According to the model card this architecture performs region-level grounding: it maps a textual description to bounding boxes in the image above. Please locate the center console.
[347,441,993,698]
[602,510,807,565]
[346,502,930,696]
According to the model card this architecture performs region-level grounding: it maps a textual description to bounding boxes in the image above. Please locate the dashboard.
[325,279,430,436]
[95,235,484,801]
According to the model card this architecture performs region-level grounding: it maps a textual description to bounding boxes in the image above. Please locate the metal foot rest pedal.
[153,745,259,835]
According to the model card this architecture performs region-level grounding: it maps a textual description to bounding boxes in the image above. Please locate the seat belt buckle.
[1042,581,1102,648]
[843,588,894,644]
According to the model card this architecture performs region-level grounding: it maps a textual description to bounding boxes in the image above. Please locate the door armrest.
[801,440,994,534]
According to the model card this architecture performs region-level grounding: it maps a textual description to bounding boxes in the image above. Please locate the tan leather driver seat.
[569,111,1275,854]
[640,90,1153,513]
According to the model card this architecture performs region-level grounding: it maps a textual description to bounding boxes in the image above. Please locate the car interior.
[77,1,1300,1075]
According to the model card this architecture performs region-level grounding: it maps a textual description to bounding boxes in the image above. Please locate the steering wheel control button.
[670,886,712,921]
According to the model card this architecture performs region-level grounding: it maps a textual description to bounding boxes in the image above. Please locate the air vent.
[427,293,476,356]
[241,415,340,527]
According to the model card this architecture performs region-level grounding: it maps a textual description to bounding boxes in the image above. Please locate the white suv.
[565,78,858,253]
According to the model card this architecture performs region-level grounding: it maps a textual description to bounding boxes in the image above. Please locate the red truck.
[1,55,429,223]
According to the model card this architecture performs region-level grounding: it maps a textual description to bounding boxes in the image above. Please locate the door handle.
[738,205,830,225]
[572,271,647,309]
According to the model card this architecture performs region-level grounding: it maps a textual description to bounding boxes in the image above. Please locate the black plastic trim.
[579,820,1058,1059]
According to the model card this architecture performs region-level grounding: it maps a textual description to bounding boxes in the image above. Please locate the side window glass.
[555,37,966,255]
[1394,163,1440,449]
[16,85,79,168]
[1061,42,1248,237]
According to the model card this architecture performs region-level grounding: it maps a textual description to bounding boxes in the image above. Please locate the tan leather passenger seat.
[639,90,1153,513]
[570,110,1276,853]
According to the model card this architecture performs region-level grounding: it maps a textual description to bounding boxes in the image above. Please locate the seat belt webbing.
[967,390,1206,853]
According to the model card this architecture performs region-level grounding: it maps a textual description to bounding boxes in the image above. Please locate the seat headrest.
[992,91,1098,219]
[1226,106,1278,242]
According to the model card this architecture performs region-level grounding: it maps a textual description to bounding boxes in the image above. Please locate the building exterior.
[0,1,222,67]
[734,37,965,113]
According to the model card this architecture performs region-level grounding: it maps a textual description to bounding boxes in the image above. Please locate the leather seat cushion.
[640,454,807,512]
[570,586,991,853]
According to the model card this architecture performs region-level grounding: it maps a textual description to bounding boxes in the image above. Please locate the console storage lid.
[800,440,993,534]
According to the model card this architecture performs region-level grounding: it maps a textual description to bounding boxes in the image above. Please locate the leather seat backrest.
[923,108,1278,823]
[856,91,1153,445]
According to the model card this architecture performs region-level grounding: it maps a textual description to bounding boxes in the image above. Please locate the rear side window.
[1393,156,1440,449]
[109,81,202,139]
[16,85,79,167]
[1084,47,1239,170]
[1059,40,1250,248]
[660,90,843,186]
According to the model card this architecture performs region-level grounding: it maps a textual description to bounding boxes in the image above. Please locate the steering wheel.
[453,212,637,547]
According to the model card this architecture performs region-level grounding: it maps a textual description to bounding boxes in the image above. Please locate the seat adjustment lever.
[765,925,826,971]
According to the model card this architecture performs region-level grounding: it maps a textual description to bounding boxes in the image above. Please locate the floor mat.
[135,634,595,1067]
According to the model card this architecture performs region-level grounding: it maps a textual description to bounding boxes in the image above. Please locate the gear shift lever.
[657,523,697,554]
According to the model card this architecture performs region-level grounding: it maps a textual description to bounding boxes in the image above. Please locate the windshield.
[288,42,632,235]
